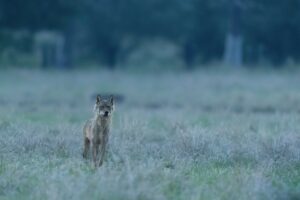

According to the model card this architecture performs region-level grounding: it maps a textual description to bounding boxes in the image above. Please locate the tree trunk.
[106,44,119,70]
[61,26,74,69]
[35,31,66,69]
[223,0,243,67]
[224,33,243,66]
[183,41,197,70]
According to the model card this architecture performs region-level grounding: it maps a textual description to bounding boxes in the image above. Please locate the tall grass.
[0,69,300,200]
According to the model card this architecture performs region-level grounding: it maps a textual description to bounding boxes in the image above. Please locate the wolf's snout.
[104,111,109,116]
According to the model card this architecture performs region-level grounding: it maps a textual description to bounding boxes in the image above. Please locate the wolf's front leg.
[92,140,100,167]
[99,136,108,167]
[98,144,106,167]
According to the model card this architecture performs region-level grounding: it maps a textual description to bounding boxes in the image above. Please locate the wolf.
[83,95,114,167]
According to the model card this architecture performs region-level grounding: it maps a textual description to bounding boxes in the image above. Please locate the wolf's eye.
[99,106,105,110]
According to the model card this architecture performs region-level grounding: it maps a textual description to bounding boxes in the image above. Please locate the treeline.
[0,0,300,69]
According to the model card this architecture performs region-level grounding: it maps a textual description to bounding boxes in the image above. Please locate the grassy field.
[1,69,300,200]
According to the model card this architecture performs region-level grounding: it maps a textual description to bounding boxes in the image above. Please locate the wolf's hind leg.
[82,137,90,159]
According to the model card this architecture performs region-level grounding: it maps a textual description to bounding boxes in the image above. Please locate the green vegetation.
[1,0,300,68]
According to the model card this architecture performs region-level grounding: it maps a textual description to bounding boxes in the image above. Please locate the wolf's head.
[94,95,114,118]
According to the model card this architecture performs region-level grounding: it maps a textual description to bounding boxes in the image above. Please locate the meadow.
[0,69,300,200]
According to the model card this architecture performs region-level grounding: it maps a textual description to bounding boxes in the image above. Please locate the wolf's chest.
[93,121,109,137]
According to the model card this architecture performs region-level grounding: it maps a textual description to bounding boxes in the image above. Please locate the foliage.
[0,0,300,68]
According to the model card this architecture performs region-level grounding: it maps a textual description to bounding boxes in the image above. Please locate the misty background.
[0,0,299,70]
[2,1,300,199]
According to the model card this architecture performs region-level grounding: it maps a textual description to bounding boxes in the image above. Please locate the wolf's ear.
[109,95,114,105]
[96,95,101,104]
